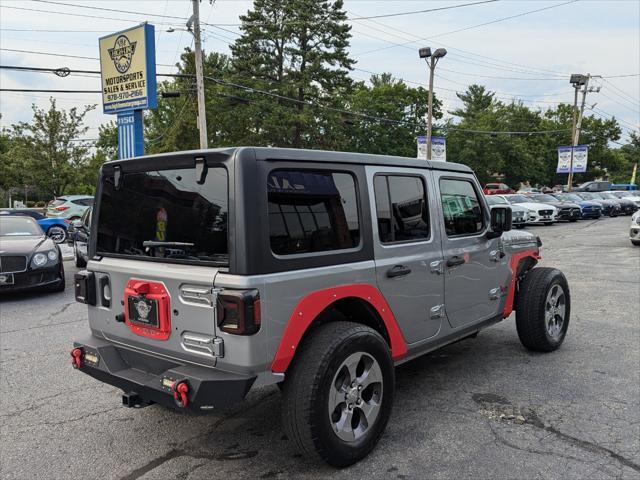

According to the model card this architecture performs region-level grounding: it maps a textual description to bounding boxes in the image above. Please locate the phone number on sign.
[106,90,145,102]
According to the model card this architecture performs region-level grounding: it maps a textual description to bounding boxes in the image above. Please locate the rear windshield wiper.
[142,241,195,248]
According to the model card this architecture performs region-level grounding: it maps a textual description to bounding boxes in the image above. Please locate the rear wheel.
[516,267,570,352]
[281,321,394,467]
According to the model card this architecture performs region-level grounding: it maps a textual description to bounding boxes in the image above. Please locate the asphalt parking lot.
[1,217,639,480]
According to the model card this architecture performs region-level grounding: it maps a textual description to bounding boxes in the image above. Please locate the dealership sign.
[557,145,588,173]
[417,136,447,161]
[99,23,157,114]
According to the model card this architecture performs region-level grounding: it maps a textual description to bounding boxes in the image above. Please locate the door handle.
[386,264,412,278]
[446,256,466,268]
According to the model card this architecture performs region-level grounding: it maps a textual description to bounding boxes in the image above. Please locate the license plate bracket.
[0,273,15,285]
[127,296,159,327]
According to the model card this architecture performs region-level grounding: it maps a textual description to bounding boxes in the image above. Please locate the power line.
[348,9,571,78]
[348,0,498,20]
[353,0,579,57]
[603,74,640,79]
[598,91,640,115]
[0,5,181,27]
[29,0,498,25]
[0,88,100,93]
[0,47,176,68]
[0,28,110,33]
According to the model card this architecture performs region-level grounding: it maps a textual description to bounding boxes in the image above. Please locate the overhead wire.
[352,0,579,57]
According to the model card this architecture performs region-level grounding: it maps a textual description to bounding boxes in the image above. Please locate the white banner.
[417,136,446,161]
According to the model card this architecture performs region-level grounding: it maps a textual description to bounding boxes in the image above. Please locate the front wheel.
[281,321,394,467]
[47,226,67,244]
[516,267,570,352]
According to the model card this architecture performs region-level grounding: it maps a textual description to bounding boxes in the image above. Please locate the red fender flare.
[502,249,541,318]
[270,284,408,373]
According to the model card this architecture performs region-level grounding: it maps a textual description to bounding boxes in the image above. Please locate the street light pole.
[567,74,600,191]
[567,80,581,191]
[419,47,446,160]
[426,60,435,160]
[190,0,208,150]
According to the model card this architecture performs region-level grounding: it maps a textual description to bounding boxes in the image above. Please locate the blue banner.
[117,110,144,159]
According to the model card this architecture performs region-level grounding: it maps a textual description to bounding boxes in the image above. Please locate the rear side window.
[267,170,360,255]
[374,175,429,243]
[440,178,484,236]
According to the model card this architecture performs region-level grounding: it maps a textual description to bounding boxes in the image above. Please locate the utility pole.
[419,47,447,160]
[567,74,600,191]
[190,0,208,149]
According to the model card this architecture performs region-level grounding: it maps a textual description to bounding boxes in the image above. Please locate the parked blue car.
[0,209,69,243]
[552,193,603,219]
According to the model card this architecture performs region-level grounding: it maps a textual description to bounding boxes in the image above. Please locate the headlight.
[32,253,47,267]
[47,250,58,261]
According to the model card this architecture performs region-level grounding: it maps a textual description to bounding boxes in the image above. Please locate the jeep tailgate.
[87,257,222,367]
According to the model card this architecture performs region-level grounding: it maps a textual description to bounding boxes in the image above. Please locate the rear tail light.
[216,289,261,335]
[55,205,70,212]
[75,270,96,305]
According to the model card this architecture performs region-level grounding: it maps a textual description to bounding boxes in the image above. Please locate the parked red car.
[483,183,514,195]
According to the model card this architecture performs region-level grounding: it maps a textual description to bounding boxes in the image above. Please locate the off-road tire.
[281,321,394,467]
[516,267,570,352]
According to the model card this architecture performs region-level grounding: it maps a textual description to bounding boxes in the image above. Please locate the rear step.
[122,391,154,408]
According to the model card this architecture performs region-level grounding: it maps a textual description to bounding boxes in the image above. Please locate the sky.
[0,0,638,143]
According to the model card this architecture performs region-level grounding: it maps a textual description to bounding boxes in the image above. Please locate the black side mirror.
[487,206,512,239]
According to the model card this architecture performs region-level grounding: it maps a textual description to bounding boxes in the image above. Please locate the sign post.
[99,23,157,159]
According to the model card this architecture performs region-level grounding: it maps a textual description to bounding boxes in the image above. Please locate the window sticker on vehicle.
[155,208,167,241]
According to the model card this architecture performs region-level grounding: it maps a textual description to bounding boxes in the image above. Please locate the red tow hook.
[173,381,190,408]
[71,348,83,369]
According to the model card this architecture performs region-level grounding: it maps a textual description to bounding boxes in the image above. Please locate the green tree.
[3,99,96,198]
[344,73,440,156]
[230,0,354,148]
[449,84,495,120]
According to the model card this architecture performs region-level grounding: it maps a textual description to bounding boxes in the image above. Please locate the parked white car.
[630,211,640,246]
[497,194,558,225]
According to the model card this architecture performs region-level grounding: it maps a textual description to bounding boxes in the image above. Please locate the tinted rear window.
[96,167,228,265]
[267,170,360,255]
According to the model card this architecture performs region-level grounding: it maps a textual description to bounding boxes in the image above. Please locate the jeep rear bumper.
[72,335,256,413]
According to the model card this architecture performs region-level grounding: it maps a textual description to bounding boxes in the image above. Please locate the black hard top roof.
[105,146,473,174]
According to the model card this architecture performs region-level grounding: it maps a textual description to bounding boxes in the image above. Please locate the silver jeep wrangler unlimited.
[72,147,570,466]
